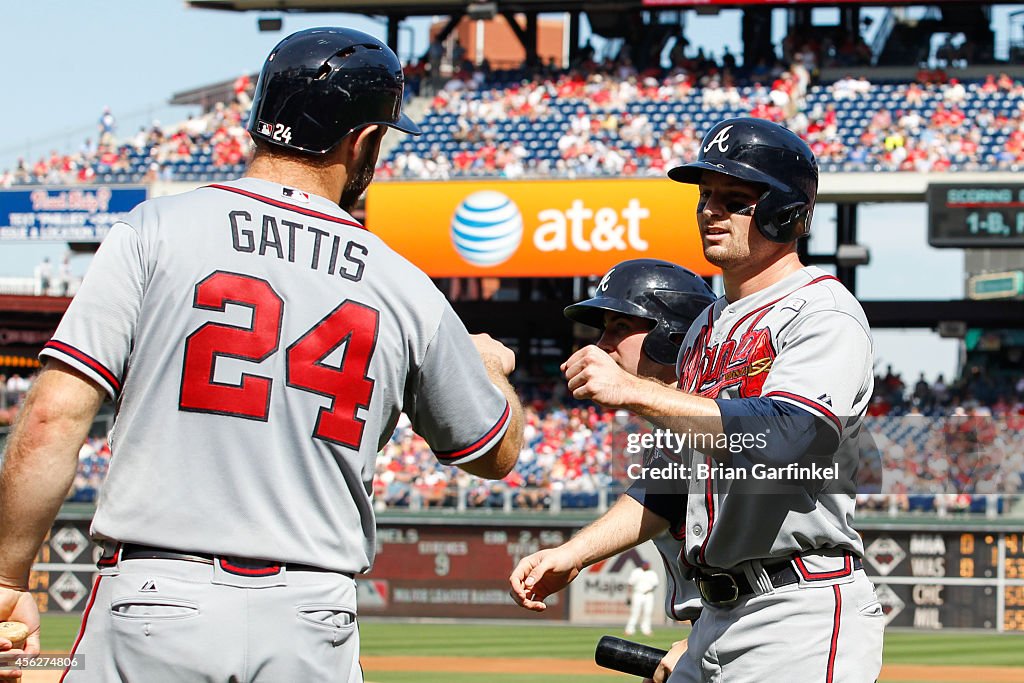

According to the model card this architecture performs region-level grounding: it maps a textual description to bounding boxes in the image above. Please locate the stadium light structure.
[258,16,283,31]
[836,244,870,268]
[467,2,497,20]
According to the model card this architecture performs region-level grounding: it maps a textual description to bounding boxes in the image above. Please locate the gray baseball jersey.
[41,177,510,574]
[673,266,872,571]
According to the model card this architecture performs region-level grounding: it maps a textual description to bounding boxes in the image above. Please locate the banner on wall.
[568,543,669,626]
[365,179,714,277]
[0,186,147,242]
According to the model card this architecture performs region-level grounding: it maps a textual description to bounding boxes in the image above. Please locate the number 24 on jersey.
[178,271,378,449]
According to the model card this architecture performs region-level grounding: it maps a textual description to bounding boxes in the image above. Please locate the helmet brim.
[391,112,422,136]
[564,297,651,329]
[667,160,779,189]
[351,112,422,140]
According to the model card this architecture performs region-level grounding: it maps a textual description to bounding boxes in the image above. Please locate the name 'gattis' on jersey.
[218,183,368,279]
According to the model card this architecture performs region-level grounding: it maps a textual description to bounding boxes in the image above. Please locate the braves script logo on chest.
[679,310,777,398]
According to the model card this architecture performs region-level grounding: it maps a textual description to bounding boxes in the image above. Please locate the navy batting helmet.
[668,117,818,243]
[564,259,716,366]
[247,27,421,155]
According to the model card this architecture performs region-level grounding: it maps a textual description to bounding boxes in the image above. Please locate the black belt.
[118,543,347,576]
[695,557,863,607]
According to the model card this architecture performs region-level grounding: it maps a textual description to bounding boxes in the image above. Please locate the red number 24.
[179,271,378,449]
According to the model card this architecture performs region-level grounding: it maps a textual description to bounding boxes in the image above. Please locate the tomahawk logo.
[598,268,616,292]
[704,125,734,154]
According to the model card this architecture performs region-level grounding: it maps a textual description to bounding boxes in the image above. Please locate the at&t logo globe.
[450,191,523,267]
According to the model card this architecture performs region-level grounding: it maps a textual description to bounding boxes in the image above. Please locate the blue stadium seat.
[908,495,935,512]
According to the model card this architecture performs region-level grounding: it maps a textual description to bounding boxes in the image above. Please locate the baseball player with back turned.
[513,258,713,681]
[0,27,523,682]
[514,118,884,682]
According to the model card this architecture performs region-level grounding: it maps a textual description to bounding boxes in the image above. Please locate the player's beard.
[339,158,376,213]
[339,129,384,213]
[700,228,748,269]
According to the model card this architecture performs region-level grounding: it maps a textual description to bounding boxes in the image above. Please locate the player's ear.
[352,125,384,158]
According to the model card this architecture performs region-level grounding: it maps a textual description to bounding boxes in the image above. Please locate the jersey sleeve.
[758,310,872,439]
[39,221,148,398]
[715,397,838,464]
[626,447,687,529]
[407,305,511,466]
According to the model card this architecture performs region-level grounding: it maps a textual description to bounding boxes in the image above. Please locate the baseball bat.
[594,635,668,678]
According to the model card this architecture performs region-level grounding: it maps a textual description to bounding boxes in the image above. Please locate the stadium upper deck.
[5,65,1024,187]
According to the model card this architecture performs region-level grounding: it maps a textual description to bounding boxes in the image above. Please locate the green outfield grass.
[37,615,1024,682]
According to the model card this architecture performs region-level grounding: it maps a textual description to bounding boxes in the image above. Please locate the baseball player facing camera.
[513,118,884,683]
[0,27,523,682]
[514,258,714,681]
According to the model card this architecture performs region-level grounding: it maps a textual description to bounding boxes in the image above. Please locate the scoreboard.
[927,183,1024,248]
[859,526,1024,632]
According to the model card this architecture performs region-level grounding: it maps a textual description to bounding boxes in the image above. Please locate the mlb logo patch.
[282,187,309,202]
[257,121,272,136]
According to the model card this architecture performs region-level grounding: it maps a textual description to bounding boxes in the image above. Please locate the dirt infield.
[16,657,1024,682]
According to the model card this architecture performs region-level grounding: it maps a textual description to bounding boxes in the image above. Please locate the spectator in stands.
[98,106,116,142]
[34,257,52,296]
[57,254,73,296]
[426,39,445,87]
[233,73,253,108]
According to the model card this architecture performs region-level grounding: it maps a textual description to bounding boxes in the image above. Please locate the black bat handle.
[595,635,669,678]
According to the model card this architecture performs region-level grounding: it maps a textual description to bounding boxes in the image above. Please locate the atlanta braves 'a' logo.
[678,318,777,398]
[598,268,616,292]
[703,125,734,154]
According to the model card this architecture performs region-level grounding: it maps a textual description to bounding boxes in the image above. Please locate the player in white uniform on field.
[0,28,523,682]
[512,118,884,683]
[625,561,659,636]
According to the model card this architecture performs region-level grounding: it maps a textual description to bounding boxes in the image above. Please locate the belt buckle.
[698,572,740,606]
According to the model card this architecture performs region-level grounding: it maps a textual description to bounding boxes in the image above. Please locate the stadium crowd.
[5,54,1024,184]
[383,63,1024,178]
[3,363,1021,514]
[0,94,252,187]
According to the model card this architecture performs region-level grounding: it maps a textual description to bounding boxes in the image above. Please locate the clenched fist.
[471,333,515,376]
[562,345,641,408]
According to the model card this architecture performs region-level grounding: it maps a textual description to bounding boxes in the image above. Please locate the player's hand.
[508,547,583,612]
[643,639,688,683]
[0,585,41,679]
[471,334,515,376]
[562,345,641,408]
